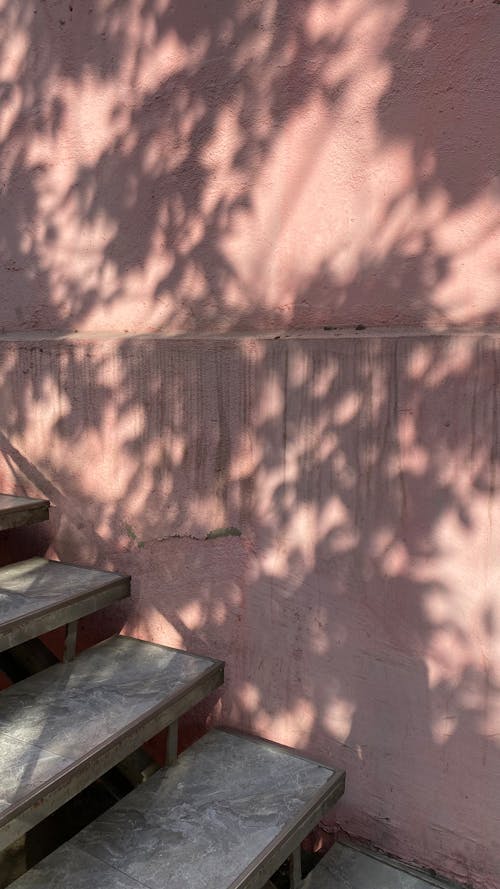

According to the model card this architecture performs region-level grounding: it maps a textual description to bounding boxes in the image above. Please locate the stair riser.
[0,661,224,851]
[0,578,130,654]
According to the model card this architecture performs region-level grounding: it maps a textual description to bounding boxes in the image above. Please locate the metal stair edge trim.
[0,497,50,531]
[0,656,224,850]
[0,566,131,653]
[226,743,345,889]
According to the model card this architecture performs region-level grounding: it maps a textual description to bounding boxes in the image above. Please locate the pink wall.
[1,3,499,888]
[0,333,499,888]
[0,1,498,333]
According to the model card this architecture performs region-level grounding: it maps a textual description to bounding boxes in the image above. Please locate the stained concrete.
[9,730,344,889]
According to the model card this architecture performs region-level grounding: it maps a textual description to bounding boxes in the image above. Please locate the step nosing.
[0,576,129,628]
[0,646,224,849]
[0,496,50,530]
[229,769,345,889]
[8,730,343,889]
[0,502,49,513]
[0,560,131,650]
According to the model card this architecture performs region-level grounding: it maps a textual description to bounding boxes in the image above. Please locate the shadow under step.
[0,635,224,850]
[0,557,130,652]
[9,729,345,889]
[0,495,50,532]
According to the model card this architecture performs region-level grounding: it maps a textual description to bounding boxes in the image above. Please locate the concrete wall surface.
[0,2,499,888]
[0,332,498,889]
[0,1,498,333]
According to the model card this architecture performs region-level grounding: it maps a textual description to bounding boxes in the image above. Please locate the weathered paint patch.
[206,527,242,540]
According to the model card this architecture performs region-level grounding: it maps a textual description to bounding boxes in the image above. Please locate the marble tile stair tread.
[303,843,449,889]
[9,729,345,889]
[0,635,224,850]
[0,557,130,652]
[0,493,50,531]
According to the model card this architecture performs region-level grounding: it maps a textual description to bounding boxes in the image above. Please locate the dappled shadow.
[0,2,499,889]
[1,0,499,333]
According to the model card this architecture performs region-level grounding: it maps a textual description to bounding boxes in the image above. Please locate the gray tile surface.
[0,494,47,513]
[10,846,144,889]
[0,636,222,837]
[0,558,129,651]
[0,731,70,813]
[304,844,442,889]
[11,730,343,889]
[0,494,49,531]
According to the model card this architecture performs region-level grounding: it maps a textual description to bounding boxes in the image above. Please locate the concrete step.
[8,729,345,889]
[0,635,224,851]
[0,557,130,652]
[0,494,49,531]
[303,843,453,889]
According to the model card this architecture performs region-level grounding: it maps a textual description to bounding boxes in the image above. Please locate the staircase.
[0,494,345,888]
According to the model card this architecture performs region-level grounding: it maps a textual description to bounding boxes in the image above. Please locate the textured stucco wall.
[0,333,499,889]
[0,1,499,332]
[1,2,499,888]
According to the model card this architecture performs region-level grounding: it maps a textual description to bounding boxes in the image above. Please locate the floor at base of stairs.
[303,842,464,889]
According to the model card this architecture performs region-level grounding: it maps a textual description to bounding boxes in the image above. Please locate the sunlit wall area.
[0,1,498,334]
[0,3,498,888]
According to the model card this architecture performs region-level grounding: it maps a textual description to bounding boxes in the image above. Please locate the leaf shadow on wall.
[0,2,499,888]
